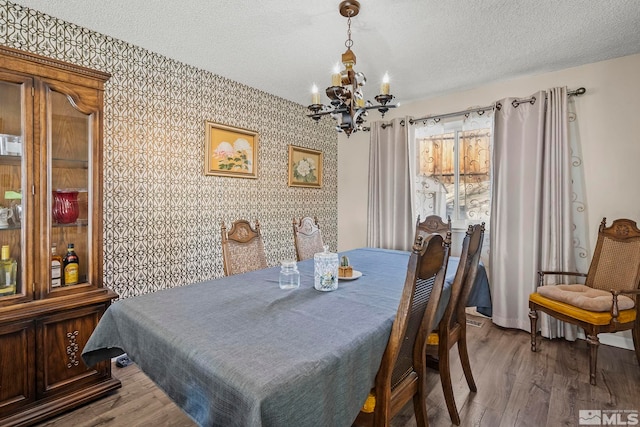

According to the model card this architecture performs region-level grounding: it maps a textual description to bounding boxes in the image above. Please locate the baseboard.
[576,330,634,350]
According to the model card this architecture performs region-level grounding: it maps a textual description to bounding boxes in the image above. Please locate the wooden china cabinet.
[0,47,120,426]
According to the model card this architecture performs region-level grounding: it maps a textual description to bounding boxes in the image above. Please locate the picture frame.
[288,145,323,188]
[205,121,258,178]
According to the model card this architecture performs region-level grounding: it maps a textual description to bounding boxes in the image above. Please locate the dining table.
[82,247,491,427]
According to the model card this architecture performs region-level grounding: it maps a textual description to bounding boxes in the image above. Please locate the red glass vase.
[52,191,79,224]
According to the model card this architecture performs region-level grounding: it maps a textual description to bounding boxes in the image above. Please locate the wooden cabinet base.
[0,296,120,426]
[0,377,121,427]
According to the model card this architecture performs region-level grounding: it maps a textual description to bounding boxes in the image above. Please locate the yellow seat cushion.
[529,292,636,325]
[536,284,635,312]
[426,332,439,346]
[361,392,376,413]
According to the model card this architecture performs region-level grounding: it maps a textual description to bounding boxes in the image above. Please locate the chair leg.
[632,326,640,368]
[457,324,477,392]
[586,334,599,386]
[413,388,429,427]
[438,338,460,425]
[528,308,538,352]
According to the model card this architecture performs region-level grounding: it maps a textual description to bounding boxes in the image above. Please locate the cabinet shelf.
[52,219,88,228]
[52,158,88,169]
[0,154,21,165]
[0,223,21,231]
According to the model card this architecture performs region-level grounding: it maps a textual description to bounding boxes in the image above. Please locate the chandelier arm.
[361,104,397,111]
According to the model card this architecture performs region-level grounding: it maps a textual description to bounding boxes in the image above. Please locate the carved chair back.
[293,216,324,261]
[221,219,267,276]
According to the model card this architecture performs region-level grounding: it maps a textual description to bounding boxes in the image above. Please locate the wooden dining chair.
[415,214,451,240]
[425,223,485,425]
[221,219,267,276]
[529,218,640,385]
[353,231,451,427]
[292,216,324,261]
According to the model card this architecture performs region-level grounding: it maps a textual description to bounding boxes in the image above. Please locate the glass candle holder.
[279,260,300,290]
[314,245,338,292]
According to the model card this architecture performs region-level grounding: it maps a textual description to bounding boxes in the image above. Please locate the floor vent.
[466,318,484,328]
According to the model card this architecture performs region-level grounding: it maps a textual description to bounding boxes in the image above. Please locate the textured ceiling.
[9,0,640,106]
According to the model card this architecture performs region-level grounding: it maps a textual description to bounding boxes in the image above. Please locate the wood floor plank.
[545,373,592,427]
[459,327,520,416]
[498,379,552,427]
[33,315,639,427]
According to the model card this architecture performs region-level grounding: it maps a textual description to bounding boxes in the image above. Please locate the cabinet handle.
[66,330,80,369]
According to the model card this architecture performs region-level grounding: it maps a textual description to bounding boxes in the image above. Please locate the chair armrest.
[536,270,587,287]
[610,289,640,323]
[617,289,640,296]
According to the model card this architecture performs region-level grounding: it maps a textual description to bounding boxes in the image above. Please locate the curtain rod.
[408,87,586,126]
[508,86,586,109]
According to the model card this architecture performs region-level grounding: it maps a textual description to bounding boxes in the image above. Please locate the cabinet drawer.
[0,320,35,417]
[36,304,109,399]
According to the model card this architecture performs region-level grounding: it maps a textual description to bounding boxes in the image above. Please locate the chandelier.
[307,0,396,137]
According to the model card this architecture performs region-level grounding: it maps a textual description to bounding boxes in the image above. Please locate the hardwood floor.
[35,315,640,427]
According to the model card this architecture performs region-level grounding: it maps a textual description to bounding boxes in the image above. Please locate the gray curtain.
[367,118,413,251]
[490,87,580,336]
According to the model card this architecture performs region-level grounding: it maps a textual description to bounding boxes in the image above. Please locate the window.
[413,113,493,227]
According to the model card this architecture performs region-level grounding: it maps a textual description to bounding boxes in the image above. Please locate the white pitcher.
[0,207,13,228]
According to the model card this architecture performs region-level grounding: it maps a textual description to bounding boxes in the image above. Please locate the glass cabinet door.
[0,73,31,303]
[47,88,93,293]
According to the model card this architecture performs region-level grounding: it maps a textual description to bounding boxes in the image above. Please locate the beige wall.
[338,53,640,349]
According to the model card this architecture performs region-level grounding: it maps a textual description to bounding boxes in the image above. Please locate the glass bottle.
[51,243,63,288]
[314,245,338,292]
[63,243,79,286]
[0,245,17,296]
[279,260,300,290]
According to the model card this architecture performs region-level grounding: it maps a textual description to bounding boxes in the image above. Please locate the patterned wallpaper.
[0,0,338,298]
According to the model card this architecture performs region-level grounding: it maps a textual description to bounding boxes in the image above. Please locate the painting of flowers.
[288,145,322,188]
[205,121,258,178]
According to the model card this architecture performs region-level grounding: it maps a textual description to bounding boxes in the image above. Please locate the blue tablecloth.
[82,248,491,427]
[447,257,492,317]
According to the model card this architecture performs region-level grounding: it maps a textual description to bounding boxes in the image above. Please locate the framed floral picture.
[288,145,322,188]
[205,121,258,178]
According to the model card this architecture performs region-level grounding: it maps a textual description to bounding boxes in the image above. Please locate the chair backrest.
[451,223,485,327]
[586,218,640,293]
[221,219,267,276]
[293,216,324,261]
[415,215,451,240]
[373,231,451,417]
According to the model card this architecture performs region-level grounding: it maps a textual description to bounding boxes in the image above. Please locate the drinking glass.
[279,260,300,289]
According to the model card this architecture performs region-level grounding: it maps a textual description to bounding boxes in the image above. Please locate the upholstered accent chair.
[293,216,324,261]
[353,231,451,427]
[529,218,640,385]
[415,214,451,240]
[221,219,268,276]
[426,223,485,425]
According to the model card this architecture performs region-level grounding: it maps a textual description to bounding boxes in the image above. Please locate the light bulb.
[311,84,320,105]
[332,63,342,87]
[381,72,390,95]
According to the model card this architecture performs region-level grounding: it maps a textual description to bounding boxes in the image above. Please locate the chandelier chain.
[345,15,353,49]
